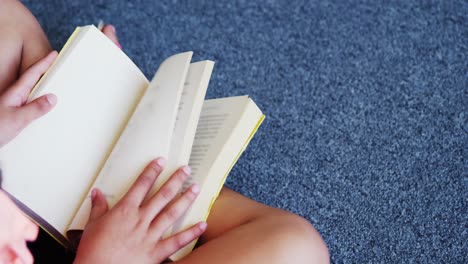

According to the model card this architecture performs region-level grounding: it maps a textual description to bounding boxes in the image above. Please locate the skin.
[0,191,38,264]
[75,159,207,264]
[0,50,206,263]
[0,51,57,147]
[0,0,330,263]
[0,0,52,93]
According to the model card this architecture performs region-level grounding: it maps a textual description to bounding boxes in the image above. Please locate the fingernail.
[182,165,191,175]
[91,189,97,200]
[46,94,57,106]
[190,184,200,194]
[49,50,58,58]
[199,222,207,230]
[110,25,116,33]
[156,157,166,167]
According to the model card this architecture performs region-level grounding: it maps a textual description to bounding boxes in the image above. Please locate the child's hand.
[0,51,57,147]
[74,158,206,264]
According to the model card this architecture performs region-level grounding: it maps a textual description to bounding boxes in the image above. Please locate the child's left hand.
[0,51,58,147]
[75,158,206,264]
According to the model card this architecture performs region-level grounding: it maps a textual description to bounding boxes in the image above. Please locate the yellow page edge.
[185,113,265,253]
[29,216,70,248]
[4,191,70,248]
[22,27,83,248]
[206,114,266,216]
[28,27,82,99]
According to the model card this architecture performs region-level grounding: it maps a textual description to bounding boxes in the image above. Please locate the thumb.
[89,189,109,221]
[15,94,56,128]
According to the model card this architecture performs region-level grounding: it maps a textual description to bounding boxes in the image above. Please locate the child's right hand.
[0,51,57,147]
[74,158,206,264]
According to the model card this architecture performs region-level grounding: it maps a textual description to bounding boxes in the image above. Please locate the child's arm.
[74,158,206,264]
[0,51,57,147]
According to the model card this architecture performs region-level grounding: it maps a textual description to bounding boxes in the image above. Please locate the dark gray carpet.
[23,0,467,262]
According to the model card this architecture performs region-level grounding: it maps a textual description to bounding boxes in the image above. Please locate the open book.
[0,25,264,261]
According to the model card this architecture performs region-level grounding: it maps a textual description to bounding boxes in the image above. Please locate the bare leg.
[177,188,329,263]
[0,1,64,261]
[0,1,121,262]
[0,0,52,93]
[0,1,328,263]
[0,0,120,93]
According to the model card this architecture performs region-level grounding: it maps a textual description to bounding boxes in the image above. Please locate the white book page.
[68,52,193,231]
[183,97,250,189]
[0,25,148,237]
[152,60,214,195]
[169,96,264,261]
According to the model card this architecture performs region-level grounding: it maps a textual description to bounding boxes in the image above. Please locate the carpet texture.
[23,0,467,262]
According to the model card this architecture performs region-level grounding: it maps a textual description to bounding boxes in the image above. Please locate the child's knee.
[270,212,329,263]
[0,0,51,74]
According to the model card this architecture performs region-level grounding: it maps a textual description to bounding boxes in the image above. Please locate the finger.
[10,240,34,264]
[121,158,165,207]
[88,188,109,222]
[7,51,57,100]
[14,93,56,128]
[155,221,207,261]
[141,166,191,224]
[101,24,121,49]
[149,183,199,237]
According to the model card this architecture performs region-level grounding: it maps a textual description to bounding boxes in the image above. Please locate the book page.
[151,61,214,195]
[169,96,265,261]
[0,25,148,239]
[68,52,194,232]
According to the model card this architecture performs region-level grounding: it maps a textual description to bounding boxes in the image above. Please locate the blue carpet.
[23,0,467,262]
